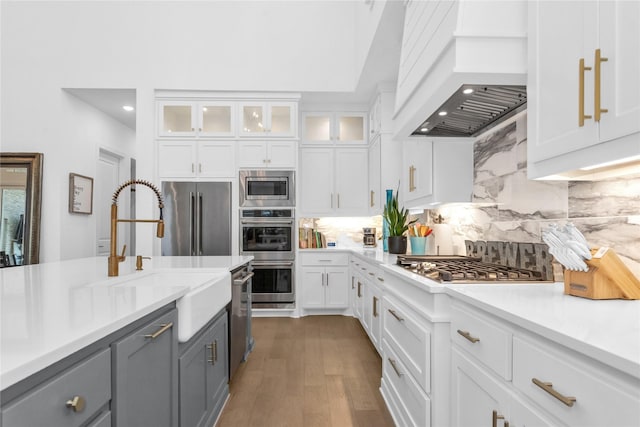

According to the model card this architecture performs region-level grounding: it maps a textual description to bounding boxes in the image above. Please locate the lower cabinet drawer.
[450,302,511,380]
[383,339,430,427]
[383,295,430,393]
[513,336,640,427]
[2,349,111,427]
[299,252,349,266]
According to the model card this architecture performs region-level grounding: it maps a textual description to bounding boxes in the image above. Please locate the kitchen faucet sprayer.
[108,179,165,277]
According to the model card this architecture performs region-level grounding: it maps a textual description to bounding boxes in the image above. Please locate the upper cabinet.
[401,138,473,208]
[527,0,640,179]
[159,101,236,138]
[302,112,367,145]
[299,147,369,216]
[238,102,297,138]
[156,93,300,140]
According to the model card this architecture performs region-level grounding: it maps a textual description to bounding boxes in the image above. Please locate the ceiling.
[64,88,136,130]
[60,3,404,130]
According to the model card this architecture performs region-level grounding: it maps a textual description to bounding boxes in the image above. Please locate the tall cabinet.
[299,109,369,216]
[527,0,640,179]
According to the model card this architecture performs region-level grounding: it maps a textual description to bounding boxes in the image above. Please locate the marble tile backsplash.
[425,112,640,277]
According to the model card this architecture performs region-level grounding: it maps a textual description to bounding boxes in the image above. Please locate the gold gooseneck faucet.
[108,179,165,277]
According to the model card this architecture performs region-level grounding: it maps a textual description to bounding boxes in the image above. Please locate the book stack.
[299,228,327,249]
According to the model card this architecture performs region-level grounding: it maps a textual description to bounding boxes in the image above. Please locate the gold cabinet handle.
[532,378,576,407]
[373,296,378,317]
[579,58,593,127]
[370,190,375,207]
[457,329,480,343]
[388,309,404,322]
[409,165,416,192]
[357,281,362,297]
[368,272,374,276]
[388,358,403,377]
[377,277,384,282]
[492,410,509,427]
[144,322,173,339]
[66,395,86,413]
[594,48,608,122]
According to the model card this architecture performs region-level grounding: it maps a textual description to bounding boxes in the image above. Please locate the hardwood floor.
[216,316,395,427]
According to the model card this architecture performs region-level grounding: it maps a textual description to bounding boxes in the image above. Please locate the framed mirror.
[0,153,43,266]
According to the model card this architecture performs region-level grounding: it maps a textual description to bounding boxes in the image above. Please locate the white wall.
[1,0,394,262]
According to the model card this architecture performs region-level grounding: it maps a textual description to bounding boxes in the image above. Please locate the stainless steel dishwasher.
[229,264,253,380]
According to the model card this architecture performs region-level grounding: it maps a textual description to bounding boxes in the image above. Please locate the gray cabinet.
[179,309,229,427]
[1,349,111,427]
[112,309,179,427]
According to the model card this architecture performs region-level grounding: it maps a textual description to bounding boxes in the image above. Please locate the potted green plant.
[382,189,417,254]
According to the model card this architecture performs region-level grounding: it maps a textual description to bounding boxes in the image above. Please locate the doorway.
[96,149,126,256]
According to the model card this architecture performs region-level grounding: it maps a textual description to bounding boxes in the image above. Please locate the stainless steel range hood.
[393,1,528,139]
[411,85,527,137]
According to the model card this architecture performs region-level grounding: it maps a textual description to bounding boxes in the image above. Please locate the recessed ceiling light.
[202,107,208,112]
[438,111,447,116]
[420,127,428,132]
[122,105,134,112]
[463,88,474,95]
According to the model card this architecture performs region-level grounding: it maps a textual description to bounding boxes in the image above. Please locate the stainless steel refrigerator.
[161,182,231,256]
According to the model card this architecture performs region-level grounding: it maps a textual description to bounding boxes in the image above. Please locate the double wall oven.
[239,170,296,308]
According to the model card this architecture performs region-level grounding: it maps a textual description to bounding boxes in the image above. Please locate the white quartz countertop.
[0,255,253,390]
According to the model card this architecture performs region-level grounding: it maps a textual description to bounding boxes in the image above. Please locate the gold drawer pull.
[492,410,509,427]
[373,296,378,317]
[377,277,384,282]
[66,395,86,413]
[144,322,173,339]
[388,358,403,377]
[388,309,404,322]
[457,329,480,343]
[532,378,576,407]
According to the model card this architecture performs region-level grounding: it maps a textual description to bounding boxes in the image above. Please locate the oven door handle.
[252,261,295,267]
[240,219,294,225]
[233,272,255,286]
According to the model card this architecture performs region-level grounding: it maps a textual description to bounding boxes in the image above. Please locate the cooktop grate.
[396,255,549,283]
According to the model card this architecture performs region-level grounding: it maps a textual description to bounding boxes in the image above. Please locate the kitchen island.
[0,255,252,390]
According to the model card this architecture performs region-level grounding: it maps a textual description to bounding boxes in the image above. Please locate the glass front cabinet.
[238,102,297,138]
[158,101,236,138]
[302,112,367,144]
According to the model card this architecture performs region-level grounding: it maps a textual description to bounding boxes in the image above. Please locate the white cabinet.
[237,141,297,168]
[401,138,473,208]
[451,348,512,427]
[239,102,297,138]
[354,257,384,355]
[300,252,349,309]
[299,148,368,216]
[302,112,367,145]
[513,335,640,426]
[368,89,395,141]
[158,100,236,138]
[527,0,640,179]
[158,141,235,178]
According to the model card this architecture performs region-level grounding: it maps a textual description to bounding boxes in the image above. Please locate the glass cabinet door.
[270,105,291,134]
[160,102,195,136]
[303,113,332,142]
[337,114,366,144]
[200,102,235,136]
[240,104,266,135]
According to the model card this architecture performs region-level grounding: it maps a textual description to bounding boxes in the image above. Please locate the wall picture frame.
[69,173,94,214]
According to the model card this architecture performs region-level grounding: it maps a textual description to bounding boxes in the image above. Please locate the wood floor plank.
[215,316,394,427]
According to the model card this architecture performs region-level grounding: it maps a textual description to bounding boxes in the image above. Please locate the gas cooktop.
[396,255,550,283]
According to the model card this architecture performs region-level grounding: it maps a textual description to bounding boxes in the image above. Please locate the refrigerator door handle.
[189,192,195,256]
[198,192,204,255]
